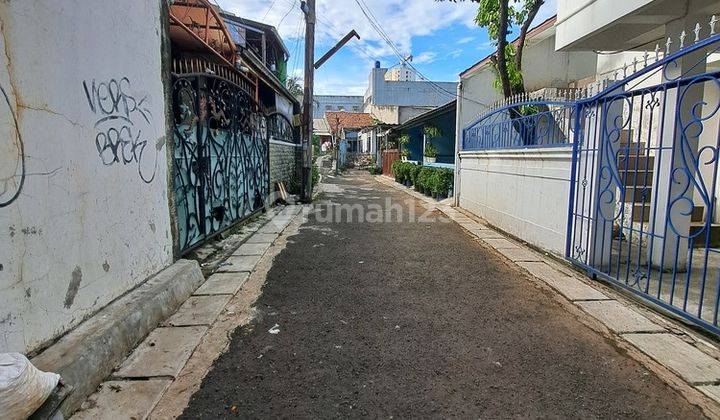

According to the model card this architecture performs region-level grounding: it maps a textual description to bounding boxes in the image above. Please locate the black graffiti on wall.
[0,84,25,208]
[83,77,158,183]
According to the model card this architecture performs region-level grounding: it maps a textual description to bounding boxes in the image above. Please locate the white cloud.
[447,49,463,59]
[215,0,479,60]
[413,51,437,64]
[213,0,557,95]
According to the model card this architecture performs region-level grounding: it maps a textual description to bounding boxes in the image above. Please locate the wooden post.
[301,0,315,201]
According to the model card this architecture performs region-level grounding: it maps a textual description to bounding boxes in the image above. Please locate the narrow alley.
[179,171,703,418]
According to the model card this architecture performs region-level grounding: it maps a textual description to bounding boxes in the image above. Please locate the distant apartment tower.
[385,64,416,81]
[312,95,364,118]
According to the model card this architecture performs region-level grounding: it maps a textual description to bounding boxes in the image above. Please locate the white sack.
[0,353,60,420]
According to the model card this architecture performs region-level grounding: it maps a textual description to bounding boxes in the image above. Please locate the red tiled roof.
[459,15,557,78]
[325,111,375,132]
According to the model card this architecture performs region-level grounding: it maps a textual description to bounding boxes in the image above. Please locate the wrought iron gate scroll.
[172,72,270,253]
[566,31,720,333]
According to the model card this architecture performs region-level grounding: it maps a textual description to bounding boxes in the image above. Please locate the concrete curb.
[31,259,204,418]
[68,205,306,419]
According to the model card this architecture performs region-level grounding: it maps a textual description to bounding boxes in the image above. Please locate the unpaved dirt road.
[180,171,704,419]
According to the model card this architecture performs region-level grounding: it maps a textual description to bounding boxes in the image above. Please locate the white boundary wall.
[457,148,573,256]
[0,1,173,353]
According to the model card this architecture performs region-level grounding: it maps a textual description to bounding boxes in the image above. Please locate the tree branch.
[496,0,511,97]
[514,0,544,78]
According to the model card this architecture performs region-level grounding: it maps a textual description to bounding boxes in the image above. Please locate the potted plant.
[403,162,414,186]
[424,142,438,164]
[417,167,433,195]
[398,134,410,162]
[391,160,403,182]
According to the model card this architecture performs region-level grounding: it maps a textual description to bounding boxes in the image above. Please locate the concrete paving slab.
[697,384,720,404]
[194,272,249,295]
[31,259,204,417]
[163,295,232,326]
[257,223,286,234]
[245,233,278,244]
[115,326,207,378]
[468,228,504,239]
[72,379,171,420]
[281,205,303,215]
[483,238,520,249]
[233,242,272,256]
[496,247,544,262]
[518,262,609,301]
[577,300,666,333]
[623,333,720,384]
[458,222,479,231]
[216,255,262,272]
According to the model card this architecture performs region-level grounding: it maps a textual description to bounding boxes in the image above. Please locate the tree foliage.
[440,0,544,97]
[285,76,303,98]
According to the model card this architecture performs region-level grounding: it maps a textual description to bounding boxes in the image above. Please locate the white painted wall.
[458,148,573,256]
[0,0,173,353]
[458,68,500,129]
[555,0,655,50]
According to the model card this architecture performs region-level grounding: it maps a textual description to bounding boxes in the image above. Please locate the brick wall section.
[270,142,301,186]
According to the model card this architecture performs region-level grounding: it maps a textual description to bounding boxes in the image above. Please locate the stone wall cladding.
[270,142,301,186]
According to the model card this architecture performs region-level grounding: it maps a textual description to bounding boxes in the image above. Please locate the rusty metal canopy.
[169,0,237,66]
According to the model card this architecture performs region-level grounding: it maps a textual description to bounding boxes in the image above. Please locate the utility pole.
[300,0,315,202]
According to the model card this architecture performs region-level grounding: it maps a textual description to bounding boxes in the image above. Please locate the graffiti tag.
[0,84,24,208]
[83,77,158,183]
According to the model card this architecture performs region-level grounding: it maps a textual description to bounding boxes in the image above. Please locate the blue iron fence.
[462,100,576,151]
[463,27,720,334]
[567,32,720,334]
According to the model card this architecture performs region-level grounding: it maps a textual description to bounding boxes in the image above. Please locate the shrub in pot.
[424,142,438,164]
[410,164,422,187]
[417,167,434,194]
[400,162,412,186]
[391,160,403,182]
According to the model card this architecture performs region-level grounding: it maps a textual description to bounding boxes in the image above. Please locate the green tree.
[441,0,544,97]
[285,76,303,98]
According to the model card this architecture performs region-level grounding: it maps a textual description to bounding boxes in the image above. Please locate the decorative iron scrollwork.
[172,73,270,252]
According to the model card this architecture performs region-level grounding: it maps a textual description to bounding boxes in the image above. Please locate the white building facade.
[312,95,364,118]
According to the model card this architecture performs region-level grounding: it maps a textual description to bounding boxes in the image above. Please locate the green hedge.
[391,160,403,182]
[415,166,453,198]
[391,162,453,198]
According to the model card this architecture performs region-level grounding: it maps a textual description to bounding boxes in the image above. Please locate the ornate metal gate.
[171,72,269,253]
[567,30,720,333]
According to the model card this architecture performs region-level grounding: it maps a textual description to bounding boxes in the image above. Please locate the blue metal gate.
[567,32,720,333]
[171,71,270,253]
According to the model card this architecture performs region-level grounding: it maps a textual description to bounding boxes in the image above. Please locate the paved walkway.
[180,171,705,418]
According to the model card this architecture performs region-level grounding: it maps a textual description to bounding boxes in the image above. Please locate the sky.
[216,0,557,96]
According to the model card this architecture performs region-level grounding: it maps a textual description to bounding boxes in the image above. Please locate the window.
[352,106,359,112]
[325,105,332,111]
[338,106,345,111]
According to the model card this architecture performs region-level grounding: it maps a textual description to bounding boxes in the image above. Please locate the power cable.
[353,0,487,107]
[277,0,297,28]
[262,0,279,22]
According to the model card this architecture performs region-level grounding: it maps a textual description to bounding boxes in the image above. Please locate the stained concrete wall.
[458,148,573,256]
[0,0,173,353]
